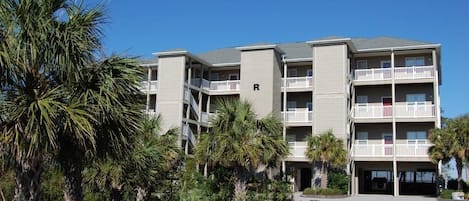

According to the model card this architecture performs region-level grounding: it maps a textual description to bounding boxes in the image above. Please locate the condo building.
[140,36,441,196]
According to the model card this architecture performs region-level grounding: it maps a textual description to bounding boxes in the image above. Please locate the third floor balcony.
[281,109,313,126]
[354,66,434,83]
[140,80,158,93]
[353,104,435,121]
[191,78,240,94]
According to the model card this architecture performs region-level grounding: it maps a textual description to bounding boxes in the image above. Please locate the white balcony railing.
[282,111,313,123]
[395,105,435,118]
[201,112,216,123]
[354,68,392,81]
[140,81,158,93]
[352,144,432,157]
[353,104,435,119]
[394,66,434,80]
[354,66,434,81]
[282,77,313,89]
[209,80,240,92]
[183,124,196,145]
[288,141,308,158]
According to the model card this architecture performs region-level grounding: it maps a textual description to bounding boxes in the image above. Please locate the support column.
[432,50,441,128]
[282,56,287,175]
[146,67,151,112]
[184,60,192,155]
[391,50,398,196]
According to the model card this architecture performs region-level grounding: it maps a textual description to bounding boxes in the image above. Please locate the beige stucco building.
[140,36,442,196]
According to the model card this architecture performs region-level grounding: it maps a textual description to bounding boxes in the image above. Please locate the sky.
[87,0,469,118]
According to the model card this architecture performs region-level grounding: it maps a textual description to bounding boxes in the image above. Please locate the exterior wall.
[355,122,433,144]
[395,84,434,103]
[354,53,433,69]
[396,122,434,143]
[312,44,348,140]
[355,85,392,103]
[287,127,312,141]
[284,92,312,110]
[240,49,282,118]
[286,65,312,77]
[209,68,240,81]
[156,56,186,134]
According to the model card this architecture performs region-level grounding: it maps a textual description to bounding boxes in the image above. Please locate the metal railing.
[351,144,431,157]
[140,81,158,93]
[288,141,308,158]
[354,66,434,81]
[353,104,435,119]
[282,77,313,89]
[281,111,313,123]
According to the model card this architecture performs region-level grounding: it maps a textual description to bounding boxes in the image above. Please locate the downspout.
[282,54,287,178]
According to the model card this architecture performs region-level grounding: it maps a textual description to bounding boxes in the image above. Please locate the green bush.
[328,171,349,194]
[303,187,343,195]
[440,189,456,199]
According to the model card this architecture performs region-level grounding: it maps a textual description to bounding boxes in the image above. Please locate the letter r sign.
[253,84,260,91]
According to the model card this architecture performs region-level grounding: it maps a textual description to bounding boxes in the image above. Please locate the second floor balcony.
[287,141,308,160]
[140,80,158,93]
[351,143,431,159]
[354,66,434,82]
[191,78,240,94]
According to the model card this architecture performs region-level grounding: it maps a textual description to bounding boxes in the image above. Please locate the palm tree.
[195,99,289,201]
[83,115,181,201]
[306,131,347,189]
[0,1,143,200]
[428,114,469,191]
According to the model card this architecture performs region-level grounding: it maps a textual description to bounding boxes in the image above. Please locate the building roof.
[148,36,437,66]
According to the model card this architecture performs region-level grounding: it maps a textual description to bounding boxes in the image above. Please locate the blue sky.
[88,0,468,118]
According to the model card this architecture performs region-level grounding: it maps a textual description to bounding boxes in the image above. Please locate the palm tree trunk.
[62,157,83,201]
[234,168,248,201]
[320,162,328,189]
[110,183,124,201]
[135,187,146,201]
[455,158,463,191]
[14,158,42,201]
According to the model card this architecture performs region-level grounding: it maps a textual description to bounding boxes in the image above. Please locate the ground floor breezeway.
[286,161,438,196]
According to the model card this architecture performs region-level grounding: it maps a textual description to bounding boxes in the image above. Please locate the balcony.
[281,110,313,123]
[353,104,435,119]
[282,77,313,90]
[351,144,431,158]
[191,78,240,94]
[288,141,308,160]
[354,66,434,82]
[140,80,158,93]
[201,112,216,124]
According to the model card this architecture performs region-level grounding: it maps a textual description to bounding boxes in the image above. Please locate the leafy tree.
[83,115,182,201]
[0,1,143,200]
[195,99,289,201]
[305,131,347,189]
[429,114,469,191]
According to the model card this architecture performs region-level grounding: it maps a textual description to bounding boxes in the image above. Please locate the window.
[210,73,219,81]
[381,60,391,68]
[407,131,427,144]
[405,57,425,67]
[287,68,297,77]
[356,60,367,69]
[228,73,239,80]
[357,132,368,144]
[287,101,296,111]
[306,69,313,77]
[306,102,313,111]
[406,93,426,111]
[356,96,368,112]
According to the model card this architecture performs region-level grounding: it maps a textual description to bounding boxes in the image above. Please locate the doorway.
[382,97,392,117]
[300,168,312,191]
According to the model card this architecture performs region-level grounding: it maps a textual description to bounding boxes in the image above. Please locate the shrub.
[328,171,349,194]
[303,187,343,195]
[440,189,456,199]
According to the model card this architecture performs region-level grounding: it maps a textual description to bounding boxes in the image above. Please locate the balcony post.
[432,49,441,128]
[391,50,399,196]
[146,67,151,112]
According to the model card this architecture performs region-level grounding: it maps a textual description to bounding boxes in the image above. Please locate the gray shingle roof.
[148,37,435,66]
[351,37,429,50]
